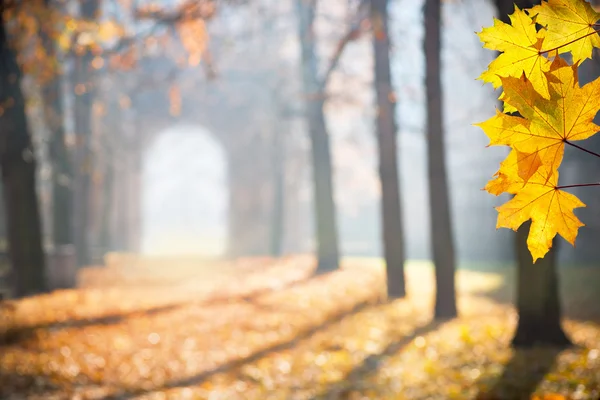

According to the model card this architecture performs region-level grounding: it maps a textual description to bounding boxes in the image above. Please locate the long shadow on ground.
[0,371,64,398]
[310,319,444,399]
[467,266,600,322]
[0,304,181,347]
[474,346,563,400]
[0,266,317,347]
[101,298,380,400]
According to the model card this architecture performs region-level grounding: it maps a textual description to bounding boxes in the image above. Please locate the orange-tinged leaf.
[496,166,585,262]
[476,110,564,191]
[485,171,516,196]
[481,57,600,188]
[516,149,542,182]
[484,148,550,195]
[477,6,552,99]
[529,0,600,62]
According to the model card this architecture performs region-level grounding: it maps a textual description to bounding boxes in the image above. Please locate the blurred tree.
[72,0,100,267]
[0,0,47,297]
[38,0,72,249]
[295,0,340,273]
[424,0,457,319]
[269,87,287,257]
[295,0,368,273]
[371,0,406,298]
[513,223,570,346]
[493,0,570,346]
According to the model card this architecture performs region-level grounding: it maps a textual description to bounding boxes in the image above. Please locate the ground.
[0,256,599,400]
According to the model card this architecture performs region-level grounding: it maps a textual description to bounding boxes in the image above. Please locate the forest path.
[0,256,599,400]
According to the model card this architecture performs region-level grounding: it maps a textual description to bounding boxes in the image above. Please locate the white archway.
[141,125,227,257]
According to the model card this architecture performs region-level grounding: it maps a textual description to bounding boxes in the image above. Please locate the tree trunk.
[72,0,99,267]
[493,0,569,347]
[105,95,125,253]
[112,159,128,252]
[0,10,47,297]
[424,0,457,319]
[371,0,406,298]
[40,0,72,247]
[98,157,114,253]
[512,222,571,346]
[126,144,142,253]
[270,129,285,257]
[227,140,271,257]
[295,0,340,273]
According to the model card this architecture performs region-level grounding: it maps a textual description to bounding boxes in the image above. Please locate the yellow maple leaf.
[478,6,552,99]
[478,56,600,191]
[496,166,585,262]
[529,0,600,63]
[484,147,546,195]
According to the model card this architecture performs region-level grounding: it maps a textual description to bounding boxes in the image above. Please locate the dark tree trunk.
[493,0,570,347]
[424,0,457,319]
[495,0,537,24]
[512,222,571,346]
[295,0,340,273]
[40,0,72,247]
[72,0,99,267]
[371,0,406,298]
[0,9,47,297]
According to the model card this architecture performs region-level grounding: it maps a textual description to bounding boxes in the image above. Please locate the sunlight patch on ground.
[0,256,599,399]
[141,233,226,257]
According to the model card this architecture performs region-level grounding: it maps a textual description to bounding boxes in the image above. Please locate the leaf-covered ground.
[1,256,599,400]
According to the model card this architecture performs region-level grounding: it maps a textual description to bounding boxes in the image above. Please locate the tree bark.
[371,0,406,298]
[72,0,99,267]
[493,0,570,347]
[424,0,457,319]
[0,9,47,297]
[512,222,571,346]
[40,0,72,247]
[295,0,340,273]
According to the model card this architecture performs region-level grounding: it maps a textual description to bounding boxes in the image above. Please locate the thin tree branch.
[318,0,370,89]
[539,28,600,56]
[556,183,600,189]
[565,140,600,159]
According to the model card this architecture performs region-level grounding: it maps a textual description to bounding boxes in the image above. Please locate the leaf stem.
[565,140,600,159]
[556,183,600,189]
[539,28,600,55]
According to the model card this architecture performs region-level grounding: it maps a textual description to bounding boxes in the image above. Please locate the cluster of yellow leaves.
[1,256,600,399]
[2,0,126,84]
[476,0,600,262]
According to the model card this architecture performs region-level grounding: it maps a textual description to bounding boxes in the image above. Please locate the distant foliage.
[476,0,600,262]
[2,0,125,83]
